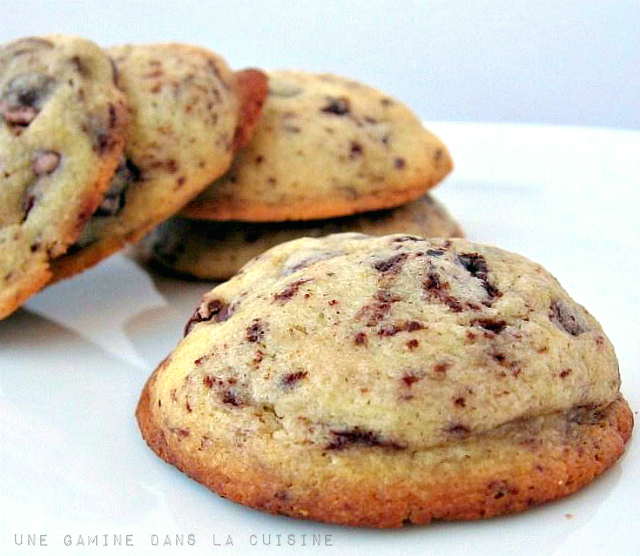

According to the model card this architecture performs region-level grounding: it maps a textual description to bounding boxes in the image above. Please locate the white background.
[0,0,638,129]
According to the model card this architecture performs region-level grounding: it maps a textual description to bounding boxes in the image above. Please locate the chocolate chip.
[354,332,368,346]
[321,96,350,115]
[567,404,605,425]
[31,151,60,175]
[394,157,406,169]
[358,289,402,326]
[349,141,363,159]
[22,194,36,222]
[246,319,266,343]
[0,73,55,127]
[273,279,311,303]
[458,252,489,276]
[280,371,308,388]
[202,375,248,407]
[109,57,120,86]
[402,373,420,387]
[457,252,501,300]
[282,252,341,276]
[488,480,518,500]
[94,158,140,217]
[327,428,405,450]
[69,56,87,76]
[373,252,409,273]
[433,362,449,376]
[423,272,464,312]
[472,319,507,334]
[549,300,588,336]
[406,339,419,350]
[378,320,424,337]
[221,390,243,406]
[184,298,232,336]
[391,235,421,243]
[446,423,471,435]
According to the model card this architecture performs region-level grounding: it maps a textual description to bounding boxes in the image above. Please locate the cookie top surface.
[0,35,128,319]
[150,234,620,452]
[50,43,267,280]
[181,71,453,222]
[143,193,464,280]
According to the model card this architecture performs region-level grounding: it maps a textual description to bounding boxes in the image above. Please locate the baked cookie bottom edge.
[136,373,633,528]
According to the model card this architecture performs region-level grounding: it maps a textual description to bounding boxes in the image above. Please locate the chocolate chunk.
[391,235,421,243]
[203,375,248,407]
[488,480,518,500]
[402,373,420,387]
[358,289,402,326]
[94,158,140,217]
[321,96,350,115]
[446,423,471,435]
[69,55,87,76]
[273,279,311,303]
[0,73,56,126]
[246,319,266,343]
[31,151,60,175]
[549,300,588,336]
[282,252,341,276]
[354,332,368,346]
[406,339,419,350]
[327,428,405,450]
[184,298,232,336]
[349,141,363,159]
[221,390,243,406]
[458,252,489,276]
[423,272,464,312]
[472,319,507,334]
[22,193,36,222]
[458,252,501,300]
[567,404,605,425]
[373,252,409,273]
[378,320,424,337]
[280,371,308,388]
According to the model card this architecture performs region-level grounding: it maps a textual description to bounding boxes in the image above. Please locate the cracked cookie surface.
[0,35,128,319]
[139,193,464,281]
[137,234,632,527]
[181,71,453,222]
[50,43,267,281]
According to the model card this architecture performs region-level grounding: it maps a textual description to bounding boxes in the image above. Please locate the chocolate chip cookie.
[0,35,128,319]
[50,44,267,281]
[136,234,633,527]
[140,194,464,281]
[181,71,453,222]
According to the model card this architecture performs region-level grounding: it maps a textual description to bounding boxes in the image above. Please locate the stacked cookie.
[2,35,632,529]
[140,70,459,281]
[0,36,268,319]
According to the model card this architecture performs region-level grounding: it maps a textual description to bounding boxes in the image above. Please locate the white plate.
[1,122,639,556]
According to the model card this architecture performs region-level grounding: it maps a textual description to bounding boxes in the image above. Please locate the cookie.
[136,234,632,527]
[50,44,267,281]
[141,194,464,281]
[0,35,128,320]
[181,71,453,222]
